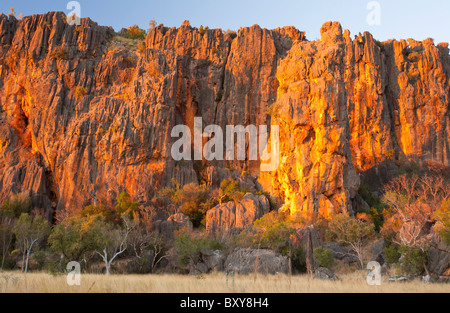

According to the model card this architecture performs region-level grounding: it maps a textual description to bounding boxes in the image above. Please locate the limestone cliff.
[0,13,449,220]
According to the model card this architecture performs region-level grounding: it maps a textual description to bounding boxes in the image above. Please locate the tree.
[252,211,295,252]
[148,19,157,30]
[0,193,33,270]
[14,213,50,273]
[128,207,167,273]
[178,183,209,227]
[48,215,102,265]
[82,203,116,223]
[328,214,376,269]
[0,215,15,270]
[93,216,133,275]
[128,227,167,273]
[382,174,450,249]
[115,192,139,219]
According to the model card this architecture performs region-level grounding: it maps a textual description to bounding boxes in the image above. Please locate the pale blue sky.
[1,0,449,43]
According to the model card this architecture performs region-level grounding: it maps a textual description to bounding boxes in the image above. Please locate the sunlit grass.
[1,271,449,293]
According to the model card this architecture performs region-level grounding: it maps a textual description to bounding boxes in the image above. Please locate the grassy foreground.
[1,271,449,293]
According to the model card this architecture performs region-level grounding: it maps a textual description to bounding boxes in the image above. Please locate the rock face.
[224,248,289,275]
[262,21,450,217]
[323,242,359,265]
[206,193,270,238]
[314,267,338,281]
[200,248,225,272]
[0,13,449,221]
[154,212,193,240]
[428,241,450,278]
[290,225,322,272]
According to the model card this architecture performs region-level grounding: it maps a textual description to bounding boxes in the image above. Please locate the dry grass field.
[1,271,449,293]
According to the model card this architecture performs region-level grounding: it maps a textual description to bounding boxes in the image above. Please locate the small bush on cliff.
[161,182,212,228]
[374,39,385,52]
[148,19,157,31]
[199,25,206,36]
[137,41,146,54]
[179,183,211,227]
[215,89,224,102]
[51,46,68,60]
[226,29,237,39]
[75,86,88,99]
[115,192,139,219]
[407,51,421,62]
[217,179,244,203]
[118,25,146,40]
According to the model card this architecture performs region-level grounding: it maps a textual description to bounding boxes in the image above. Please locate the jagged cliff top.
[1,11,449,51]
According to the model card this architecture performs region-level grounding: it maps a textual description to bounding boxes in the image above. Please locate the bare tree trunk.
[21,243,26,273]
[25,239,37,273]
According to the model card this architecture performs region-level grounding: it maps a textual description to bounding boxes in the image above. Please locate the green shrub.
[174,233,221,265]
[358,183,383,210]
[47,262,62,276]
[115,191,139,219]
[0,192,32,218]
[33,251,46,270]
[313,246,336,269]
[383,244,401,265]
[253,211,295,252]
[0,256,16,270]
[398,245,427,275]
[283,246,306,273]
[226,29,237,39]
